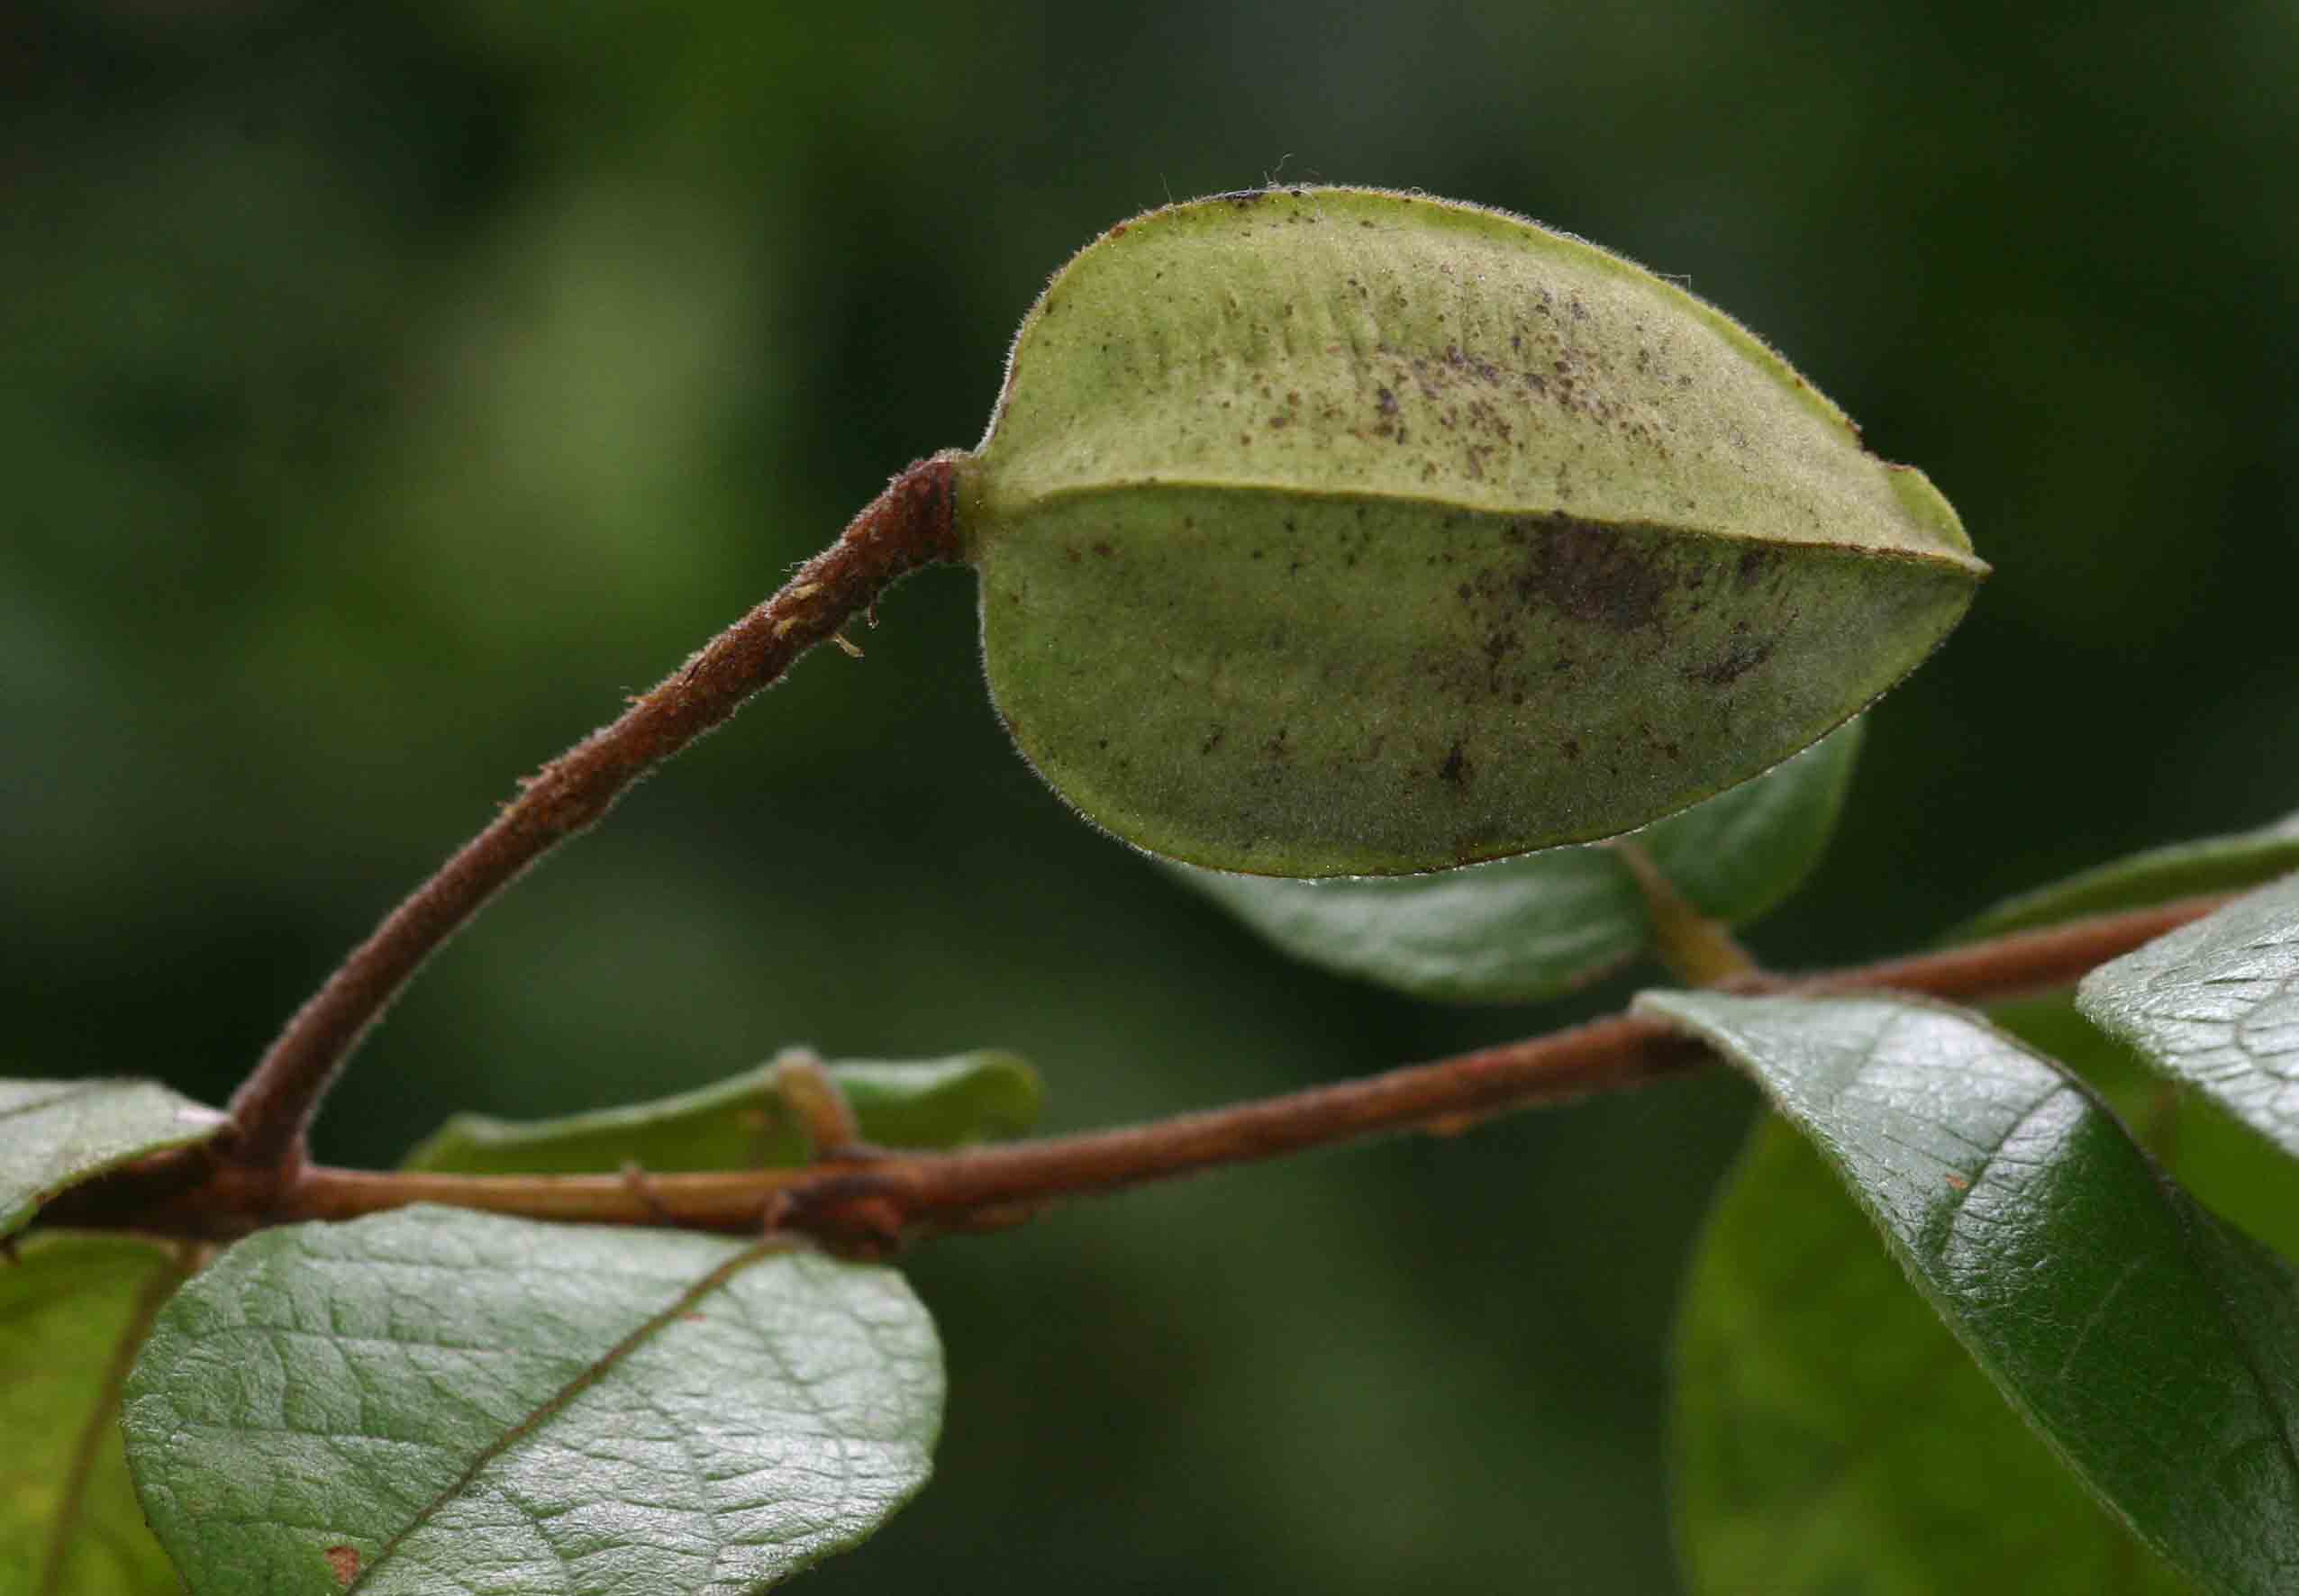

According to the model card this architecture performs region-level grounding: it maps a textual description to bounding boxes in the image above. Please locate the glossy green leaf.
[1174,719,1862,1001]
[1990,993,2299,1264]
[1639,990,2299,1596]
[122,1205,941,1594]
[399,1049,1040,1174]
[1,1078,227,1238]
[0,1233,187,1596]
[963,186,1982,875]
[1676,1116,2193,1595]
[1951,810,2299,941]
[2077,873,2299,1163]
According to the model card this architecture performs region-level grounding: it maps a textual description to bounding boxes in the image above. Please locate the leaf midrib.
[0,1082,108,1126]
[350,1238,777,1592]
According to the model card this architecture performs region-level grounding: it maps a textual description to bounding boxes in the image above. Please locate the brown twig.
[66,893,2225,1247]
[223,456,964,1177]
[786,890,2229,1240]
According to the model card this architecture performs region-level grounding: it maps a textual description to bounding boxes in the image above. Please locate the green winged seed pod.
[956,186,1985,876]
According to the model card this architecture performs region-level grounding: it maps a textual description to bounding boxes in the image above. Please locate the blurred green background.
[6,2,2295,1590]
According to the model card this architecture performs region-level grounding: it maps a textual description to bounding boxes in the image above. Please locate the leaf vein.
[349,1239,774,1592]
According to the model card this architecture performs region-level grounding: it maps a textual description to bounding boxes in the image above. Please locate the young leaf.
[2076,872,2299,1163]
[1171,720,1860,1002]
[121,1206,942,1594]
[1676,1117,2192,1595]
[1638,990,2299,1596]
[1,1079,227,1238]
[1,1233,187,1596]
[1952,809,2299,941]
[399,1050,1040,1174]
[961,186,1982,876]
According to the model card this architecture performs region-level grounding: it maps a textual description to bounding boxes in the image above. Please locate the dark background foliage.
[6,2,2294,1590]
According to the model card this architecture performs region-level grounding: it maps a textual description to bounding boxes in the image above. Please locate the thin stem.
[795,891,2225,1236]
[224,456,965,1174]
[771,1050,865,1157]
[1611,840,1760,984]
[75,893,2223,1246]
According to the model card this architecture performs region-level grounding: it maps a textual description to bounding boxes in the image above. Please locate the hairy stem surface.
[71,895,2221,1247]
